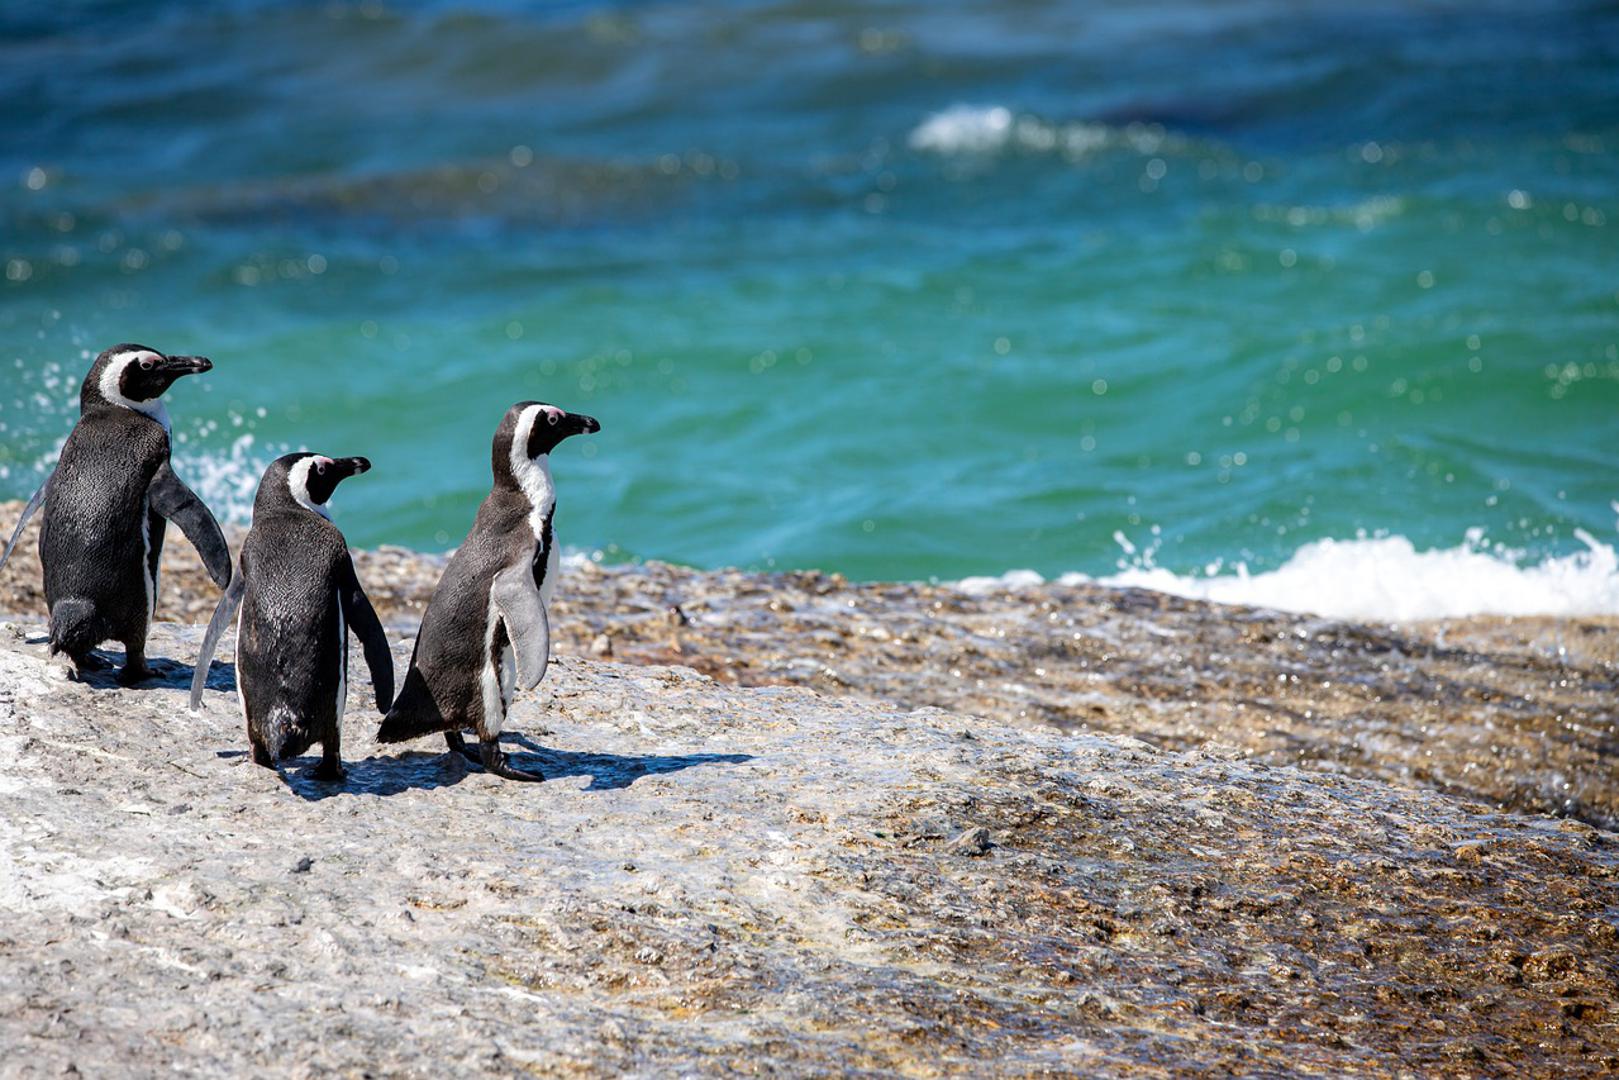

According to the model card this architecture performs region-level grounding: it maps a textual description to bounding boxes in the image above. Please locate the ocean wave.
[957,522,1619,620]
[907,104,1175,158]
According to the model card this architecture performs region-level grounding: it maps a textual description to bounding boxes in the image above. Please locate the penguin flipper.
[0,478,47,575]
[339,556,394,713]
[148,463,232,589]
[190,571,245,712]
[492,563,550,692]
[375,669,448,743]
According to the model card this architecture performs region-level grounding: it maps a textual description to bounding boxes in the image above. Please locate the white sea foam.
[170,433,277,525]
[957,522,1619,621]
[909,105,1016,153]
[13,409,274,527]
[908,104,1155,158]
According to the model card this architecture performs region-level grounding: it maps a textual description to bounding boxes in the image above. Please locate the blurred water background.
[2,0,1617,616]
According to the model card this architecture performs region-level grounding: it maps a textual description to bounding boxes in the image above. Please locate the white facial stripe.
[510,406,556,544]
[287,456,334,520]
[512,405,542,458]
[99,351,171,432]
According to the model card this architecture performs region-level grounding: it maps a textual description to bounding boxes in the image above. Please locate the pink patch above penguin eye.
[546,411,560,426]
[139,358,153,370]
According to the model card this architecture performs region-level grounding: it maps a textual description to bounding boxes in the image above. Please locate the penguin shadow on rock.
[264,734,754,802]
[497,732,754,793]
[21,631,199,691]
[213,743,470,799]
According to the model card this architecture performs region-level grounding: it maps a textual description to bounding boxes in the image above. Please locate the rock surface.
[2,620,1617,1076]
[5,500,1614,830]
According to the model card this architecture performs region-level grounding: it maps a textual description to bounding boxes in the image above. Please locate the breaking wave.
[957,522,1619,621]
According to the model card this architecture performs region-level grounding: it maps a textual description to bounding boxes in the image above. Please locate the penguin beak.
[160,355,213,375]
[334,457,372,478]
[568,414,601,436]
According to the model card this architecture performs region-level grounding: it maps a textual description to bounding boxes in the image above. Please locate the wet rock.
[0,620,1615,1074]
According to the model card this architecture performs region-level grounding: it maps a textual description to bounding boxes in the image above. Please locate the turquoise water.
[2,0,1616,590]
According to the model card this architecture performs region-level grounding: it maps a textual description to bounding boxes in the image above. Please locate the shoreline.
[2,500,1616,830]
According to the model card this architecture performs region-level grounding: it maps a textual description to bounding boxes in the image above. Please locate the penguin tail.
[256,705,315,763]
[257,706,292,762]
[48,599,99,660]
[375,670,445,744]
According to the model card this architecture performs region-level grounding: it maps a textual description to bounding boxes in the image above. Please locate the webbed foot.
[312,760,347,782]
[313,746,346,782]
[481,740,543,783]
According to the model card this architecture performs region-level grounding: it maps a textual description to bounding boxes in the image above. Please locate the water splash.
[171,433,278,526]
[959,522,1619,620]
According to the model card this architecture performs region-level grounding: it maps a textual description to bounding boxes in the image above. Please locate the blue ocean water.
[1,0,1616,608]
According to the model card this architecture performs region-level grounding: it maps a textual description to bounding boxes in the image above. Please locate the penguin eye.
[546,411,560,426]
[315,461,327,475]
[139,358,154,371]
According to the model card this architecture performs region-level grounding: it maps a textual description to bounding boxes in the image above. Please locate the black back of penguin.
[231,453,391,773]
[35,344,227,673]
[190,453,392,780]
[42,400,170,638]
[235,456,362,759]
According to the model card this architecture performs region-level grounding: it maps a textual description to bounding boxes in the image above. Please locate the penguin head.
[259,452,372,521]
[494,400,600,479]
[83,344,212,424]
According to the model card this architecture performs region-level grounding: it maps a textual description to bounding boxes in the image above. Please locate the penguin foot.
[446,729,476,762]
[116,661,154,686]
[481,741,544,783]
[73,652,112,672]
[312,759,347,783]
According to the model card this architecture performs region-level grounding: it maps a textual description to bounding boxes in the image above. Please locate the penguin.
[0,344,232,683]
[376,402,599,781]
[189,453,394,781]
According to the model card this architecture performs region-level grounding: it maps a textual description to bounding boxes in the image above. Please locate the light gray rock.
[0,621,1616,1076]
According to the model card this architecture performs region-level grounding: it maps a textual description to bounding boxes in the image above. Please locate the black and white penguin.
[190,453,394,781]
[0,344,232,683]
[376,402,599,781]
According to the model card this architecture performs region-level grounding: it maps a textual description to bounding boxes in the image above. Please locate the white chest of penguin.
[483,463,560,728]
[515,452,560,608]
